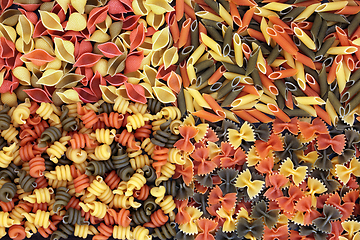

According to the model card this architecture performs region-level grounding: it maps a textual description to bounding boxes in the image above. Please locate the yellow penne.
[315,1,348,12]
[200,33,222,56]
[208,50,234,64]
[218,4,233,28]
[183,89,195,113]
[294,97,326,105]
[256,48,267,74]
[327,46,358,55]
[186,63,197,85]
[260,93,277,105]
[295,60,306,91]
[197,52,211,63]
[233,33,243,67]
[193,99,203,112]
[254,7,279,18]
[336,61,346,93]
[260,17,271,45]
[223,72,253,84]
[255,103,275,115]
[263,2,293,11]
[186,87,211,109]
[231,94,260,108]
[284,51,295,68]
[231,101,258,110]
[187,43,206,66]
[294,3,321,22]
[195,11,224,22]
[270,59,287,67]
[223,109,240,123]
[352,38,360,46]
[294,27,316,50]
[295,103,317,117]
[326,99,339,126]
[262,87,277,99]
[344,61,351,81]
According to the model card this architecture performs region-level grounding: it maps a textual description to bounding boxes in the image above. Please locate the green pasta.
[319,13,350,24]
[348,12,360,36]
[282,6,305,22]
[194,60,213,73]
[293,35,315,60]
[218,0,230,11]
[204,0,219,14]
[266,45,281,65]
[199,81,223,94]
[319,65,329,100]
[221,86,244,107]
[223,26,233,57]
[251,69,263,92]
[274,80,287,99]
[196,65,216,89]
[0,182,17,203]
[245,46,260,76]
[315,36,335,61]
[201,19,222,30]
[317,20,328,48]
[283,108,311,117]
[217,76,241,99]
[205,25,224,42]
[178,46,194,63]
[0,104,11,130]
[190,20,199,49]
[328,91,344,116]
[311,14,322,43]
[177,86,187,117]
[222,62,246,75]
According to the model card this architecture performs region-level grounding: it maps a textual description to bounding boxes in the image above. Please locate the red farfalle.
[264,225,288,240]
[325,192,354,220]
[175,200,191,224]
[195,218,217,240]
[298,118,328,141]
[174,125,199,153]
[129,22,145,52]
[74,53,102,68]
[124,82,146,104]
[0,37,15,59]
[273,117,299,135]
[89,71,106,99]
[122,15,141,30]
[173,163,193,186]
[255,156,274,175]
[342,190,359,203]
[22,49,55,66]
[295,196,322,225]
[223,146,246,168]
[87,5,109,31]
[73,87,99,103]
[208,186,237,212]
[97,42,122,58]
[203,128,219,143]
[191,147,217,175]
[104,73,127,86]
[212,142,235,167]
[254,133,283,159]
[317,133,345,154]
[276,185,304,213]
[124,51,144,74]
[316,193,330,209]
[23,89,52,103]
[194,181,208,193]
[264,174,288,200]
[329,221,343,240]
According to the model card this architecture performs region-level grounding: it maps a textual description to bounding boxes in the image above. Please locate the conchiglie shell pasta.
[16,15,34,45]
[71,0,86,13]
[56,89,81,104]
[152,27,170,51]
[54,38,75,64]
[36,69,64,86]
[65,13,87,31]
[12,67,31,85]
[39,11,64,31]
[153,86,176,103]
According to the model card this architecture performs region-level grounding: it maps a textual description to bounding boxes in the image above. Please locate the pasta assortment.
[0,0,360,240]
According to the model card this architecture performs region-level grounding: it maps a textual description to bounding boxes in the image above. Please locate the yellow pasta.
[294,97,326,105]
[315,1,348,12]
[294,3,321,22]
[294,27,316,50]
[231,94,260,109]
[195,11,223,22]
[186,88,211,109]
[183,89,195,113]
[254,7,279,18]
[326,98,339,126]
[327,46,358,55]
[233,33,243,67]
[336,61,346,93]
[65,13,87,31]
[187,43,206,66]
[200,33,222,56]
[218,4,233,28]
[39,11,63,31]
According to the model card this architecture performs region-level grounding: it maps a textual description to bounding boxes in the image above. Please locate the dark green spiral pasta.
[0,182,17,202]
[142,165,156,183]
[53,187,71,213]
[147,98,163,114]
[98,102,114,114]
[38,126,62,148]
[118,165,134,181]
[85,161,106,176]
[57,157,72,166]
[161,180,177,197]
[153,223,177,240]
[103,159,115,172]
[63,208,86,225]
[18,170,36,192]
[0,137,7,150]
[143,197,157,215]
[0,104,11,130]
[44,158,56,171]
[60,106,78,132]
[0,163,19,181]
[112,147,130,169]
[131,207,150,225]
[50,223,75,240]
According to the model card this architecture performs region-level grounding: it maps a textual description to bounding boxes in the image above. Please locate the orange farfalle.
[191,147,217,175]
[208,186,237,213]
[276,185,304,213]
[343,190,360,203]
[264,225,288,240]
[173,161,194,186]
[264,174,288,200]
[255,156,274,175]
[254,133,283,159]
[295,196,322,225]
[317,134,346,155]
[212,142,235,167]
[175,199,191,224]
[195,218,217,240]
[298,118,328,141]
[325,192,354,221]
[174,125,199,153]
[273,117,299,135]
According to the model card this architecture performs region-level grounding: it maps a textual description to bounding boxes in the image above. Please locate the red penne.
[273,24,298,51]
[294,52,316,70]
[203,94,226,118]
[268,16,290,32]
[192,110,224,122]
[230,1,242,27]
[242,43,252,60]
[179,61,190,88]
[268,68,298,80]
[208,65,226,84]
[231,0,257,7]
[176,0,185,21]
[184,3,196,20]
[233,110,259,123]
[246,109,274,123]
[247,28,266,42]
[169,14,180,44]
[267,103,290,122]
[266,27,298,56]
[259,72,278,95]
[336,6,360,15]
[328,55,343,84]
[238,7,256,32]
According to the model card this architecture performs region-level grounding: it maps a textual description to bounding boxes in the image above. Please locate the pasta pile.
[1,0,360,239]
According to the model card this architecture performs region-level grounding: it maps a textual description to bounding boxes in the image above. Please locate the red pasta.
[134,121,152,140]
[178,18,191,49]
[0,37,15,59]
[144,209,168,228]
[191,147,217,175]
[23,89,53,103]
[87,5,109,31]
[73,173,91,193]
[21,49,55,66]
[74,53,102,68]
[107,208,131,227]
[0,199,15,212]
[208,185,237,212]
[325,193,354,221]
[104,170,121,190]
[97,42,123,58]
[35,176,48,189]
[104,73,128,86]
[273,117,298,135]
[133,184,149,201]
[129,22,145,52]
[124,51,144,74]
[174,125,198,153]
[124,82,146,104]
[99,112,124,129]
[73,87,99,103]
[298,117,328,141]
[115,129,140,150]
[70,133,97,149]
[8,225,26,240]
[97,223,113,237]
[152,146,169,178]
[263,225,288,240]
[29,155,46,178]
[264,174,288,200]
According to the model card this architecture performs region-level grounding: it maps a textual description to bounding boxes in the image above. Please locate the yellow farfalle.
[178,206,203,234]
[217,206,236,232]
[279,158,307,186]
[342,220,360,240]
[235,169,264,200]
[247,145,262,167]
[305,177,327,207]
[228,122,255,149]
[335,157,360,185]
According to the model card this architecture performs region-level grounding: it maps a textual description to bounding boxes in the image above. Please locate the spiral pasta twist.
[45,165,73,181]
[0,182,17,203]
[126,113,152,132]
[21,210,50,228]
[79,108,98,129]
[79,201,107,218]
[0,143,17,168]
[115,130,140,150]
[141,138,155,156]
[112,148,130,170]
[70,133,97,149]
[89,144,111,161]
[155,162,176,186]
[63,208,86,225]
[151,186,176,215]
[38,126,62,148]
[74,224,92,239]
[153,223,177,240]
[161,107,182,120]
[53,187,71,213]
[143,209,168,228]
[134,122,152,140]
[126,170,146,196]
[12,98,31,125]
[29,156,45,178]
[133,226,151,240]
[112,225,132,240]
[66,147,87,164]
[60,106,78,132]
[130,155,151,171]
[1,125,19,144]
[17,170,36,192]
[104,171,121,190]
[127,102,148,114]
[23,187,54,203]
[36,103,60,124]
[91,128,116,145]
[113,96,130,114]
[107,208,131,227]
[168,148,185,165]
[47,136,70,164]
[99,112,124,129]
[112,194,141,209]
[0,105,11,130]
[9,204,28,223]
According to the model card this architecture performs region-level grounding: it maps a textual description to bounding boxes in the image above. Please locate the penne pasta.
[294,96,326,105]
[327,46,358,55]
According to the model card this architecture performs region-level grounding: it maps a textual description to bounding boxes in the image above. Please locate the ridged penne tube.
[186,88,211,109]
[293,27,316,50]
[254,7,279,18]
[267,103,290,122]
[195,11,224,22]
[200,32,222,56]
[295,103,317,117]
[336,61,346,93]
[294,97,326,105]
[263,2,293,12]
[327,46,358,55]
[233,33,243,67]
[231,94,260,108]
[315,1,348,12]
[183,89,194,113]
[208,50,234,64]
[260,17,271,45]
[294,3,320,22]
[256,48,267,74]
[187,43,206,66]
[218,4,233,28]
